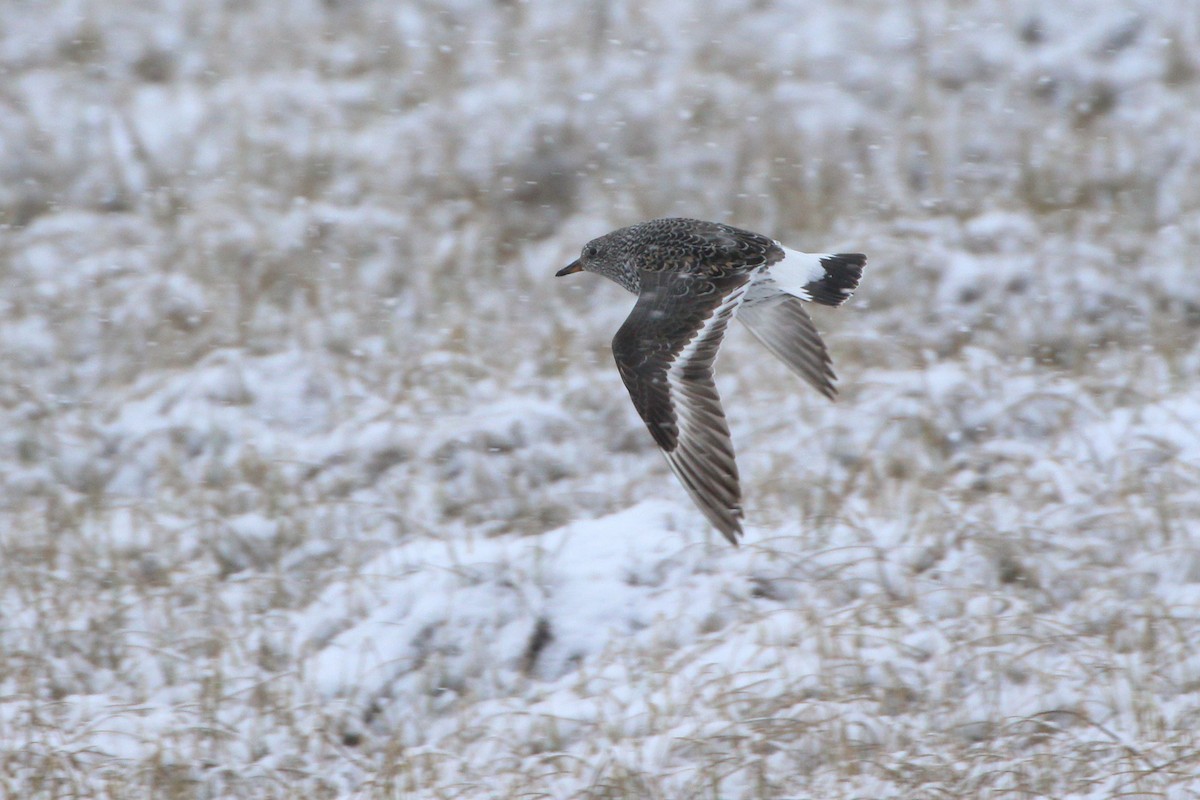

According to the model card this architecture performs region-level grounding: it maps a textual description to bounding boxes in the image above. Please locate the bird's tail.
[805,253,865,307]
[773,248,865,307]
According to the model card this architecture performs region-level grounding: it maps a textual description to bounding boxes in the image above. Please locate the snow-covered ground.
[2,0,1199,797]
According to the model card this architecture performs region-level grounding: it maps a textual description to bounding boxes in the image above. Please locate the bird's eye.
[583,244,598,259]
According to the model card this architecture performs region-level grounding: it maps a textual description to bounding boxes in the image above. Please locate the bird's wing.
[736,295,838,399]
[611,269,751,544]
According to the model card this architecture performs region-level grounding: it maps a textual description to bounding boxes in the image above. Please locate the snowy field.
[2,0,1200,797]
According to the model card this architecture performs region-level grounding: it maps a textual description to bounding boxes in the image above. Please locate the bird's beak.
[555,259,583,277]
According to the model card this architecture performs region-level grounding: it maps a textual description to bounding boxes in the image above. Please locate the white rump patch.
[763,244,831,302]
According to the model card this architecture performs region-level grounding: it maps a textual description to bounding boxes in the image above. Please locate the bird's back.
[610,218,784,278]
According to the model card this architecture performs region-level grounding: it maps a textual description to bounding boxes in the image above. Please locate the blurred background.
[2,0,1199,797]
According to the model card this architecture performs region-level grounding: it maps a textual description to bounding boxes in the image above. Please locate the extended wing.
[611,269,751,544]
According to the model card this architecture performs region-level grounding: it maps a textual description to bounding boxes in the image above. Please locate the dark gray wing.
[736,296,838,399]
[611,269,751,545]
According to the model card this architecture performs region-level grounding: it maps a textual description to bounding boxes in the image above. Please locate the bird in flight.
[556,218,865,545]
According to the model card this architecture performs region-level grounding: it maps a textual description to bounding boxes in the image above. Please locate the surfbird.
[556,218,865,545]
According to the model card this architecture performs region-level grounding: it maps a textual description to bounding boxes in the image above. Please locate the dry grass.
[1,0,1199,797]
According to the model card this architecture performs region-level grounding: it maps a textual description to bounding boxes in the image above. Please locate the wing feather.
[612,269,750,544]
[736,295,838,399]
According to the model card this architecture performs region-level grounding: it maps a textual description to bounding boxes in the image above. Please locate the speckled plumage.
[557,218,865,544]
[568,218,783,292]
